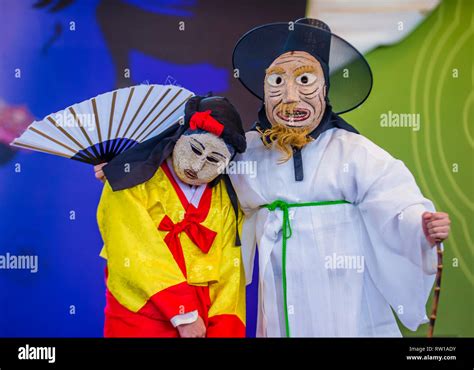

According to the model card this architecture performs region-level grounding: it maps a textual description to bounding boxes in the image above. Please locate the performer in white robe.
[232,128,440,337]
[230,18,451,337]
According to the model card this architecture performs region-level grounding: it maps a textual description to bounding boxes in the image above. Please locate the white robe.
[230,128,439,337]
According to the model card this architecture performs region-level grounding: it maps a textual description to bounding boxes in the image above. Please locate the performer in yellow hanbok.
[96,95,247,338]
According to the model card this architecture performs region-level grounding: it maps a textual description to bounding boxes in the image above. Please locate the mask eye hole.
[190,143,202,156]
[266,73,284,87]
[206,156,219,164]
[296,73,317,85]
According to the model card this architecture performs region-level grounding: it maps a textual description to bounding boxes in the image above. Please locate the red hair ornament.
[189,110,224,137]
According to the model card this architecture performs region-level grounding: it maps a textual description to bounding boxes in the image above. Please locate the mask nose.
[190,156,206,172]
[283,80,299,104]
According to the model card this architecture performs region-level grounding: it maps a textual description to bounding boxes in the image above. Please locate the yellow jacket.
[97,163,245,336]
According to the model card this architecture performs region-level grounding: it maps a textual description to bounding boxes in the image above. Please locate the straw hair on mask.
[258,124,313,163]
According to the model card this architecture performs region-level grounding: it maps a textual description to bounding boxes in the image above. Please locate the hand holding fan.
[11,84,194,164]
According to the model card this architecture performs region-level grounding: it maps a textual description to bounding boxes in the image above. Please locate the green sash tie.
[263,199,351,338]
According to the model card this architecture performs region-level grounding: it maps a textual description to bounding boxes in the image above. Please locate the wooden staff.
[427,241,443,338]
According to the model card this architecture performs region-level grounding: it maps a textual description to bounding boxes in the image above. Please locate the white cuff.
[421,229,434,251]
[170,310,198,328]
[421,232,442,275]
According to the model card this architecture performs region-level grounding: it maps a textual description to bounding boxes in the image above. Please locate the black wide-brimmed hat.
[232,18,373,114]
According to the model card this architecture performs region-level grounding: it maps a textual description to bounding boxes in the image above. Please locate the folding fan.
[10,84,194,164]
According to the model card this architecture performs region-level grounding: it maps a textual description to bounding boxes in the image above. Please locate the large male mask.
[233,18,372,168]
[262,51,327,161]
[264,51,326,131]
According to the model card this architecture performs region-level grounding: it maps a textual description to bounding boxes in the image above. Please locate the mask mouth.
[184,169,198,180]
[276,107,311,123]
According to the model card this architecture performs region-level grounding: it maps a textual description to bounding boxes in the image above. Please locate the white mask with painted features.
[172,132,232,186]
[264,51,327,132]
